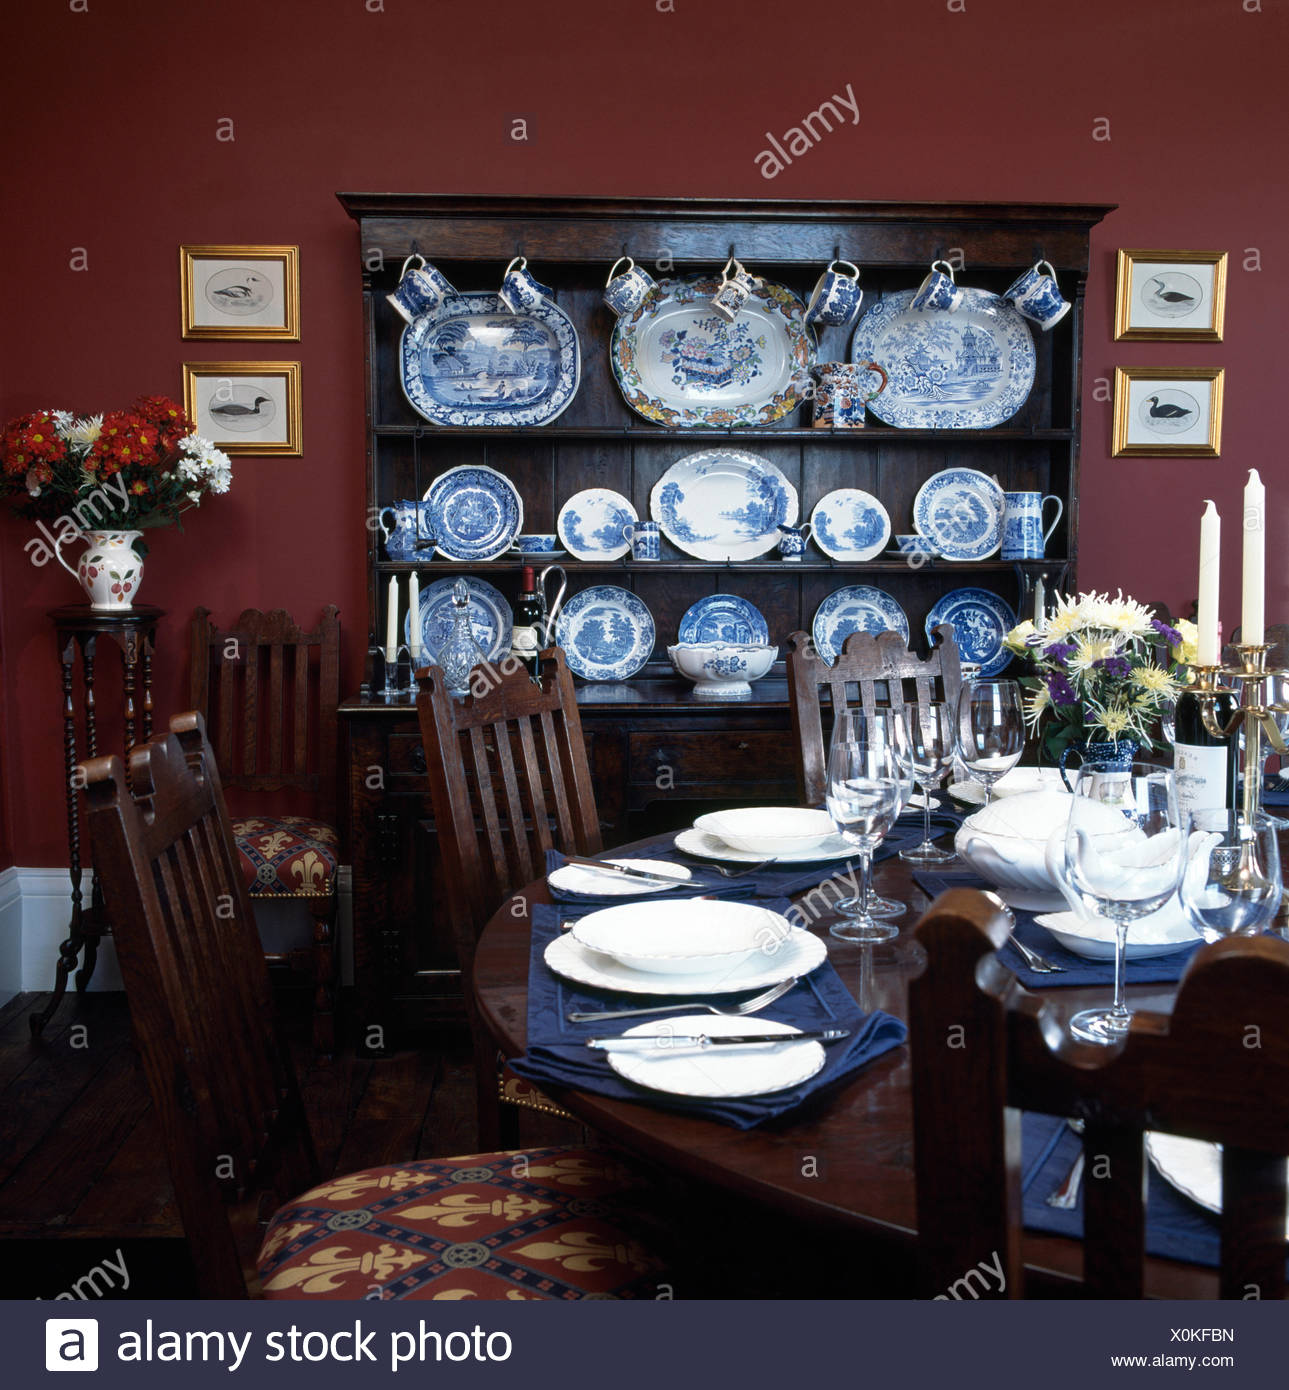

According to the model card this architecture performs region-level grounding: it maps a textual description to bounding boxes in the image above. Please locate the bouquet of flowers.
[0,396,232,532]
[1003,590,1197,763]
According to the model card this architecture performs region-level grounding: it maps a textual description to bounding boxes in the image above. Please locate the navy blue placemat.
[507,902,906,1129]
[912,870,1202,989]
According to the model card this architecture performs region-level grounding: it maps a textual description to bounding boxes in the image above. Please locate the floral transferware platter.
[557,489,638,562]
[555,585,655,681]
[650,449,797,561]
[811,585,910,664]
[850,288,1036,430]
[677,594,769,645]
[611,275,813,427]
[913,468,1006,561]
[810,488,891,562]
[422,464,523,562]
[924,587,1016,679]
[404,576,512,663]
[400,292,580,427]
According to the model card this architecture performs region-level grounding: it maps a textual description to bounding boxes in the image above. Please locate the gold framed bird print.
[1114,250,1226,341]
[183,362,302,455]
[1111,366,1224,458]
[180,245,300,340]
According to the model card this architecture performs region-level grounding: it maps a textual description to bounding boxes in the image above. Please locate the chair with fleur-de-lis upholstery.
[80,711,670,1299]
[189,606,341,1056]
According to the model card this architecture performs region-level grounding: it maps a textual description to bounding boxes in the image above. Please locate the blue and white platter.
[423,464,523,562]
[611,275,814,427]
[850,287,1036,430]
[556,586,656,682]
[404,576,512,663]
[811,586,910,665]
[557,488,638,562]
[677,594,769,645]
[650,449,798,561]
[912,468,1006,562]
[400,292,580,428]
[925,588,1016,679]
[809,488,891,562]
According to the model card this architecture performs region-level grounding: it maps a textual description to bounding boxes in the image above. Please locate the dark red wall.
[2,0,1285,867]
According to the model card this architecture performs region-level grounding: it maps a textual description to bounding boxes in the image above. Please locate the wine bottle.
[511,566,543,679]
[1172,687,1237,818]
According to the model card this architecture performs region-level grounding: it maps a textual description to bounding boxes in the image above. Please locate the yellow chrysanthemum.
[1067,635,1117,676]
[1023,682,1051,731]
[1130,665,1180,699]
[1086,705,1134,740]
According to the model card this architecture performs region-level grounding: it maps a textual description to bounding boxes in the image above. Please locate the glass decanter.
[437,579,490,696]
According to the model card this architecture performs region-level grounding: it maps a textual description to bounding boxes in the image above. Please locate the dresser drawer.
[627,731,796,788]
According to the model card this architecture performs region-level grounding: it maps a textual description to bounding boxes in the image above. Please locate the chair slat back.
[415,648,601,980]
[911,889,1289,1299]
[787,624,964,804]
[188,606,340,821]
[81,712,317,1297]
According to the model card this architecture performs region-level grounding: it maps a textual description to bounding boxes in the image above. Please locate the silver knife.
[559,856,710,889]
[586,1028,850,1051]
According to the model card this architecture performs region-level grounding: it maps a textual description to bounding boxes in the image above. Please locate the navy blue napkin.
[506,902,906,1129]
[912,869,1202,989]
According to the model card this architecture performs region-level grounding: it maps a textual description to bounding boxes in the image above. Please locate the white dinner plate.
[604,1014,827,1099]
[543,924,826,996]
[949,767,1064,805]
[547,858,693,899]
[1033,909,1200,961]
[571,898,785,976]
[673,827,859,865]
[1146,1133,1289,1235]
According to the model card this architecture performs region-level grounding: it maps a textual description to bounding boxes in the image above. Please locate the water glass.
[955,680,1025,805]
[1180,808,1282,941]
[898,703,957,865]
[830,707,913,918]
[825,732,903,944]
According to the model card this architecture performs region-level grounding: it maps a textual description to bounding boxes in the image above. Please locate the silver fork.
[694,857,778,880]
[567,976,798,1024]
[1008,933,1064,974]
[1046,1118,1087,1209]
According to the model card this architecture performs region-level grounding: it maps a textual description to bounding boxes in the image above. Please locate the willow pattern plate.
[912,468,1006,561]
[925,587,1016,679]
[404,576,512,663]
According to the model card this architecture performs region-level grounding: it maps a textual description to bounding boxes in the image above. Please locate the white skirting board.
[0,864,353,1008]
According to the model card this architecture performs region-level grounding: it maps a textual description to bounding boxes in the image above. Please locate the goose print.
[204,267,274,316]
[207,387,278,434]
[1140,270,1203,320]
[1139,390,1200,435]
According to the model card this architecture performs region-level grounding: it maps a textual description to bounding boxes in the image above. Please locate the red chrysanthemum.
[133,395,191,451]
[2,410,68,476]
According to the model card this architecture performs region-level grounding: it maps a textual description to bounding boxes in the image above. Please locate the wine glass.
[955,680,1025,806]
[1180,808,1282,941]
[898,702,958,865]
[824,727,904,943]
[829,708,913,918]
[1064,761,1187,1045]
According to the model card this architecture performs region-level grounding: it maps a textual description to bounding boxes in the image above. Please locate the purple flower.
[1047,672,1078,706]
[1151,618,1182,646]
[1044,639,1077,663]
[1094,656,1132,679]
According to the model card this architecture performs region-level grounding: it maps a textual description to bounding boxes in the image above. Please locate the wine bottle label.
[1173,742,1228,817]
[511,626,540,657]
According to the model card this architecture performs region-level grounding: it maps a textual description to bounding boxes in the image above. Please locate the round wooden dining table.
[472,830,1217,1297]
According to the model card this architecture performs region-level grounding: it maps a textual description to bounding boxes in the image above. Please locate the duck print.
[1144,394,1193,423]
[1147,277,1196,308]
[211,395,272,419]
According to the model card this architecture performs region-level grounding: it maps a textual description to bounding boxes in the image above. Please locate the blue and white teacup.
[777,522,813,561]
[710,257,759,322]
[910,260,964,313]
[895,534,938,557]
[622,520,661,561]
[1001,490,1064,560]
[513,533,560,554]
[499,256,554,314]
[604,257,657,317]
[379,500,436,561]
[386,255,455,323]
[1003,260,1070,331]
[806,259,864,328]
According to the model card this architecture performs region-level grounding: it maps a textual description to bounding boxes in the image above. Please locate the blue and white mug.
[806,259,863,327]
[911,259,964,313]
[1003,260,1070,331]
[604,257,657,317]
[386,255,455,323]
[379,500,437,560]
[1001,490,1063,560]
[622,520,661,561]
[777,522,813,561]
[499,256,554,314]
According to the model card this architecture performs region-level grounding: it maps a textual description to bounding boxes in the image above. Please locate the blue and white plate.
[925,588,1016,679]
[809,489,891,562]
[556,586,655,682]
[913,468,1006,562]
[850,287,1036,430]
[422,464,523,562]
[811,586,910,664]
[677,595,769,645]
[557,488,638,562]
[611,275,814,427]
[400,292,580,427]
[650,449,797,561]
[404,576,512,663]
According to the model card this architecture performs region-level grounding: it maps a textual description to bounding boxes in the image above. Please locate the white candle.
[385,574,399,663]
[1242,469,1265,645]
[408,571,421,659]
[1197,500,1220,666]
[1033,574,1045,630]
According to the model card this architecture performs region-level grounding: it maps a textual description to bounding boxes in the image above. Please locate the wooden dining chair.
[415,647,599,1149]
[910,888,1289,1299]
[786,623,964,805]
[189,606,341,1055]
[80,711,668,1300]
